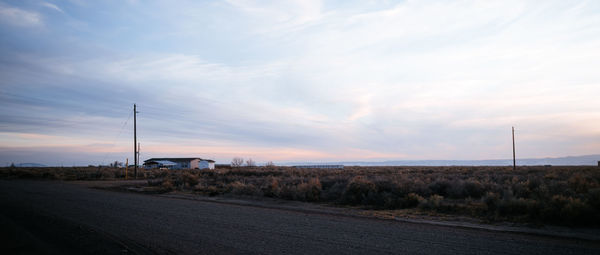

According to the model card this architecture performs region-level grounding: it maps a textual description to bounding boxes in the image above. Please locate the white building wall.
[190,159,200,169]
[198,161,215,170]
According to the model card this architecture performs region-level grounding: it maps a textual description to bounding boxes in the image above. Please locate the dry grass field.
[2,165,599,227]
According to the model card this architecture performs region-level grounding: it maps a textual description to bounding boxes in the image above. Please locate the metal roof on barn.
[153,160,177,166]
[143,158,216,163]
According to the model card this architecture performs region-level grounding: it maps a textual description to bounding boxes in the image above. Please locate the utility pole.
[137,142,140,174]
[512,126,516,170]
[134,104,138,179]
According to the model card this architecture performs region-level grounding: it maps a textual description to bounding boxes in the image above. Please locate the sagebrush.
[2,165,599,226]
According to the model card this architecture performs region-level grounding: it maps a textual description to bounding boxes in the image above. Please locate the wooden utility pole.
[137,142,140,175]
[512,126,516,170]
[134,104,138,179]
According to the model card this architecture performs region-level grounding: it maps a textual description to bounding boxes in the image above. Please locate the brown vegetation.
[141,165,600,227]
[2,165,599,227]
[0,166,168,181]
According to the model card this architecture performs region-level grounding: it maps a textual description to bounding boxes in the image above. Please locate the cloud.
[0,4,42,27]
[16,132,59,140]
[41,2,64,13]
[226,0,324,34]
[98,54,284,84]
[0,0,599,164]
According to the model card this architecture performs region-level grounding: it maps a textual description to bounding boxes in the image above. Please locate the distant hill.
[15,163,47,167]
[285,154,600,167]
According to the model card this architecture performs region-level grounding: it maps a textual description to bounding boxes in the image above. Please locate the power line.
[100,110,133,164]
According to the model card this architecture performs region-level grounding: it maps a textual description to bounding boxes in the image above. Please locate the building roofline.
[144,158,215,163]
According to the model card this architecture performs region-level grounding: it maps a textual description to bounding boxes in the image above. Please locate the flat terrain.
[0,180,598,254]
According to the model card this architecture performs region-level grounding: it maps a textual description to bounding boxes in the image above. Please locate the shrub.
[588,188,600,211]
[4,165,600,226]
[147,179,164,186]
[560,197,591,225]
[378,192,400,209]
[182,172,199,187]
[320,181,346,202]
[539,195,595,226]
[228,181,259,196]
[447,180,467,199]
[193,183,220,196]
[159,180,174,192]
[483,192,500,211]
[261,177,281,198]
[568,173,592,194]
[341,176,377,205]
[497,198,538,217]
[405,193,425,208]
[296,178,321,202]
[420,194,444,210]
[464,180,485,198]
[428,180,451,197]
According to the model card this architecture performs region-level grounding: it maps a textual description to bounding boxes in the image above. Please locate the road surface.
[0,180,598,254]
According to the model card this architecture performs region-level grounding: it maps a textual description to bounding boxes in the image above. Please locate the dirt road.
[0,180,598,254]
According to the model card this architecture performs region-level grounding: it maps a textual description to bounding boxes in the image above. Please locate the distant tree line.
[231,157,270,168]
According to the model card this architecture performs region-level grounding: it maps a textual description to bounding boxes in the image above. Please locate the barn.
[143,158,215,170]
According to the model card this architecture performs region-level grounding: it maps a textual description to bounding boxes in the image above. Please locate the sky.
[0,0,599,166]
